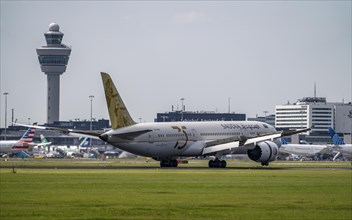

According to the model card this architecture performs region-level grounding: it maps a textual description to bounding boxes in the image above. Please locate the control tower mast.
[36,23,71,123]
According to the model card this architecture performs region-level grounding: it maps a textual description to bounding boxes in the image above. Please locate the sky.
[1,1,351,127]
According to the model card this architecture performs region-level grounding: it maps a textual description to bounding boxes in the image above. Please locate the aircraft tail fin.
[19,123,37,143]
[281,138,288,145]
[328,127,345,145]
[78,137,90,149]
[40,134,49,144]
[101,72,136,129]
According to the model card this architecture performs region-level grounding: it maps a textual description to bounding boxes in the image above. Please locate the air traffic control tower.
[36,23,71,123]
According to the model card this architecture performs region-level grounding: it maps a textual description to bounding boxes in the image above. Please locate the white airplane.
[40,134,51,147]
[328,127,352,158]
[279,138,331,157]
[0,125,48,154]
[32,134,52,151]
[16,72,310,168]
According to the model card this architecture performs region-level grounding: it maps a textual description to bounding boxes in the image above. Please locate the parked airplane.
[35,134,52,151]
[328,127,352,158]
[40,134,51,146]
[16,72,310,168]
[0,124,40,154]
[78,137,90,150]
[279,138,332,158]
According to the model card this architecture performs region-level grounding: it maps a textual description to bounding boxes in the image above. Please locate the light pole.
[3,92,9,140]
[89,95,94,146]
[11,109,14,126]
[180,98,185,121]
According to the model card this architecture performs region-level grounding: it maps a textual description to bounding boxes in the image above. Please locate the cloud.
[173,11,207,24]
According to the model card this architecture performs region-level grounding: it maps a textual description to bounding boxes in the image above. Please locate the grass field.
[0,159,351,219]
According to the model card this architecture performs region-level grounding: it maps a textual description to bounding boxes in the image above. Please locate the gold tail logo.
[101,72,136,129]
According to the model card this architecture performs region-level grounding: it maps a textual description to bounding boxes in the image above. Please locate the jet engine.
[247,141,279,166]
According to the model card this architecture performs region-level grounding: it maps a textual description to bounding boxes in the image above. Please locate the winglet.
[101,72,136,129]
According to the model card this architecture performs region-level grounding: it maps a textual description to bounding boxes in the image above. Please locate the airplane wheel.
[208,160,214,168]
[160,160,178,168]
[221,160,227,168]
[209,160,226,168]
[172,160,178,167]
[160,160,167,167]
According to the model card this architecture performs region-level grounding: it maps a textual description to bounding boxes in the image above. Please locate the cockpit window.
[263,124,268,128]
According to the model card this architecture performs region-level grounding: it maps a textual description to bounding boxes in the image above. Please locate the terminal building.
[44,119,110,130]
[155,111,246,122]
[4,119,110,146]
[247,114,275,127]
[275,97,352,143]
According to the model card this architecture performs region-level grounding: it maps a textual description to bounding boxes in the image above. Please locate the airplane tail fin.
[101,72,136,129]
[40,134,49,144]
[328,127,345,145]
[78,137,90,149]
[281,138,288,145]
[19,123,37,143]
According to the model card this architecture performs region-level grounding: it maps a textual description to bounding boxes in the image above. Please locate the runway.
[1,160,350,171]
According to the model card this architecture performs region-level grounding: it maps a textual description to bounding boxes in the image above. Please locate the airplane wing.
[15,123,151,141]
[202,127,311,156]
[29,142,52,147]
[15,123,103,139]
[281,127,312,137]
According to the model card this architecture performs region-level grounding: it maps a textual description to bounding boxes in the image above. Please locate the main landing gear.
[208,159,227,168]
[160,159,178,168]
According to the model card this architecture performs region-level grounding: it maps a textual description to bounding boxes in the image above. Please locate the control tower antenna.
[228,97,231,114]
[36,23,71,123]
[314,82,317,99]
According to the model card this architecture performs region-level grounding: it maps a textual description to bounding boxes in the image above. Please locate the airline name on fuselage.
[220,123,261,130]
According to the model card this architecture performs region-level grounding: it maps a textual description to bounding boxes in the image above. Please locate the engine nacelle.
[247,141,279,165]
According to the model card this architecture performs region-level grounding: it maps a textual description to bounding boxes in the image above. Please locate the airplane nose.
[100,133,109,142]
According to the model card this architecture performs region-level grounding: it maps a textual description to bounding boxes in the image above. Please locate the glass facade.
[275,100,336,137]
[45,34,63,44]
[38,55,69,65]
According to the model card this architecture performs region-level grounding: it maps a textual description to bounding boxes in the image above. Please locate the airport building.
[275,97,352,143]
[36,23,71,124]
[247,114,275,127]
[44,119,110,130]
[155,111,246,122]
[3,119,110,146]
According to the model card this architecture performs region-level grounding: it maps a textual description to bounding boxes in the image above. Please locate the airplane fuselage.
[331,144,352,157]
[0,140,30,154]
[279,144,328,157]
[101,121,278,160]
